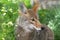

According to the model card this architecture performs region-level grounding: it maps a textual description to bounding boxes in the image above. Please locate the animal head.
[19,0,42,30]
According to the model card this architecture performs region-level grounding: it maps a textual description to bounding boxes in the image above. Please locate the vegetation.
[0,0,60,40]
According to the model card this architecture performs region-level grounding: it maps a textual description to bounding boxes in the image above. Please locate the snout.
[34,26,41,30]
[34,25,45,31]
[34,22,42,31]
[35,26,45,35]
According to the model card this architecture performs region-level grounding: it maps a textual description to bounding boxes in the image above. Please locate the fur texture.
[15,16,54,40]
[15,0,54,40]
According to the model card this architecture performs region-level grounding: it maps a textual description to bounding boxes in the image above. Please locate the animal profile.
[15,0,54,40]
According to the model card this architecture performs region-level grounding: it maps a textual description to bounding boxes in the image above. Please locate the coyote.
[15,0,54,40]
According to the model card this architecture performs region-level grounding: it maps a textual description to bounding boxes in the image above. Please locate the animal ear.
[31,0,40,13]
[30,0,40,19]
[19,2,27,15]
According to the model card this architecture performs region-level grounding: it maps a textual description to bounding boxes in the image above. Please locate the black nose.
[41,27,45,30]
[35,26,45,34]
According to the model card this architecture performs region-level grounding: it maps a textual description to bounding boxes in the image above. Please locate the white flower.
[7,21,13,26]
[1,7,7,12]
[3,13,6,16]
[9,8,13,12]
[2,38,5,40]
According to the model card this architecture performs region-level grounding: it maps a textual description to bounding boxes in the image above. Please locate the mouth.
[33,26,41,30]
[28,24,41,31]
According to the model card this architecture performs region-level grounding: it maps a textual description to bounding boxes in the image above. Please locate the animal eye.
[31,18,35,21]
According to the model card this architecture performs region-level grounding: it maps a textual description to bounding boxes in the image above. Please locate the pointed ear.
[30,0,40,19]
[19,2,27,15]
[31,0,40,13]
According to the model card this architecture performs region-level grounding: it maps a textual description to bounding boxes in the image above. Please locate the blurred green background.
[0,0,60,40]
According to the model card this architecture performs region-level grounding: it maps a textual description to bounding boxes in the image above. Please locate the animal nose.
[35,26,45,31]
[41,27,45,30]
[36,27,45,35]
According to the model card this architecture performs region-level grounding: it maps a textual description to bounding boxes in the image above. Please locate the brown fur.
[15,24,54,40]
[15,0,54,40]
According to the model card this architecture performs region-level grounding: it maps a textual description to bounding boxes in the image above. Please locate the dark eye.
[31,18,35,21]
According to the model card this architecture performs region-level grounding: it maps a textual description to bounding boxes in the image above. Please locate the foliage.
[0,0,18,40]
[0,0,60,40]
